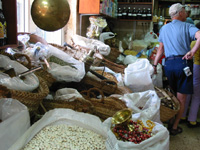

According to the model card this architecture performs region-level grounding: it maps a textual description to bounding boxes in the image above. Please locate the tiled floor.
[169,123,200,150]
[167,113,200,150]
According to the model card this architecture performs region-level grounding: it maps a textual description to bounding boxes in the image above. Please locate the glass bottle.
[127,7,132,19]
[117,7,122,19]
[132,7,137,20]
[147,8,152,20]
[158,6,161,19]
[122,7,127,19]
[158,16,164,32]
[137,8,142,20]
[142,8,147,20]
[194,5,198,18]
[0,0,6,46]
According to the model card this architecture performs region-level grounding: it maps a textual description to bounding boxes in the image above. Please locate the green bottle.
[0,0,6,46]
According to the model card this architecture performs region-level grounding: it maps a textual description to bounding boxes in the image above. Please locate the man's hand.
[153,66,157,74]
[182,51,194,60]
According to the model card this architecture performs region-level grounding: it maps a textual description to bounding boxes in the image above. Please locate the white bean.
[22,124,106,150]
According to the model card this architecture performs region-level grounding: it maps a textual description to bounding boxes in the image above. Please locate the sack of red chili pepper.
[103,115,169,150]
[111,119,154,144]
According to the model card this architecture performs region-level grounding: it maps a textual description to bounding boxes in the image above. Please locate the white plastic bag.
[0,54,39,91]
[24,42,50,66]
[54,88,84,101]
[124,58,154,92]
[123,55,138,65]
[9,109,107,150]
[17,34,30,49]
[132,40,148,52]
[144,32,158,44]
[86,16,107,39]
[119,90,161,123]
[47,45,85,82]
[72,34,111,56]
[151,63,163,88]
[103,115,169,150]
[0,98,30,150]
[90,66,124,86]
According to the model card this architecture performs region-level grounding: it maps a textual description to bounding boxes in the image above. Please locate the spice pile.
[111,120,155,144]
[161,98,176,110]
[155,87,177,110]
[22,124,106,150]
[95,70,118,83]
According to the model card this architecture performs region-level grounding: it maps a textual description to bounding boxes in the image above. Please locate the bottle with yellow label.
[0,0,6,46]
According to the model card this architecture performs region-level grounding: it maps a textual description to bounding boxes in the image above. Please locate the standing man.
[185,5,194,24]
[153,3,200,135]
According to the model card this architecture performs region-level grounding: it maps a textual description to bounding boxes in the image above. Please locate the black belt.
[165,55,184,61]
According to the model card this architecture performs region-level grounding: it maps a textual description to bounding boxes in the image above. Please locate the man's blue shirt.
[158,19,199,57]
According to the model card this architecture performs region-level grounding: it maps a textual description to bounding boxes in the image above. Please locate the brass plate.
[112,108,132,125]
[31,0,70,31]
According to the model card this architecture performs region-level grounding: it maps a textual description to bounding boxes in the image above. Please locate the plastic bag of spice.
[103,114,169,150]
[0,54,39,92]
[47,44,85,82]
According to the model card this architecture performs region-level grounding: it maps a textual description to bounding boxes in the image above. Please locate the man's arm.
[153,42,164,73]
[183,30,200,60]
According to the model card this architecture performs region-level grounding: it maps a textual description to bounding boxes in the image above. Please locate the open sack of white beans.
[9,109,107,150]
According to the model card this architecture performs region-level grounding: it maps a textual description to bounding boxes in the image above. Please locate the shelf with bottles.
[118,0,153,5]
[117,6,153,21]
[157,0,181,2]
[159,0,200,2]
[185,0,200,3]
[118,19,152,21]
[117,0,153,21]
[0,0,17,49]
[155,0,200,19]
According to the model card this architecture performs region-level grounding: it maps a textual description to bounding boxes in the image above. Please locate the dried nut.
[22,124,106,150]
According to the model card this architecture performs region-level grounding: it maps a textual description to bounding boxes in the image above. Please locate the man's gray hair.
[169,3,184,18]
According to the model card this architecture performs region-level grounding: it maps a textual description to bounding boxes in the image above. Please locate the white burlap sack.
[0,98,30,150]
[0,54,39,92]
[119,90,161,123]
[9,109,107,150]
[103,114,169,150]
[124,58,154,92]
[48,45,85,82]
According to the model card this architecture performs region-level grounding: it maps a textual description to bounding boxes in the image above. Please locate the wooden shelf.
[119,19,152,22]
[118,2,153,5]
[99,13,117,19]
[158,0,181,2]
